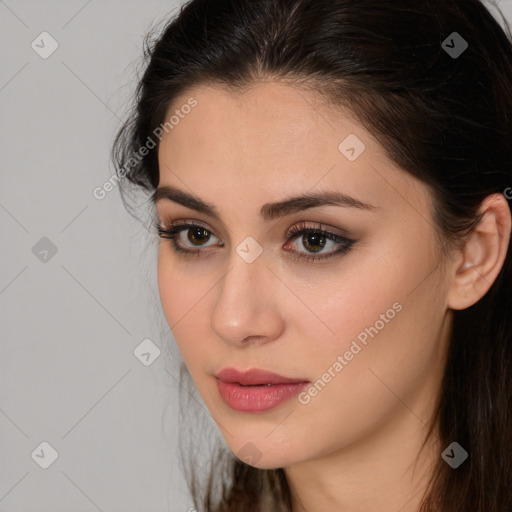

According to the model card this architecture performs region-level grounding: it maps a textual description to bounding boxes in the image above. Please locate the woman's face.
[155,82,452,469]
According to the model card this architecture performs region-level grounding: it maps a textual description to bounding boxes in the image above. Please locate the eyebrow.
[151,185,377,222]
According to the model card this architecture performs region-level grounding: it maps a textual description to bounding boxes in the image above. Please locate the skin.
[155,81,511,512]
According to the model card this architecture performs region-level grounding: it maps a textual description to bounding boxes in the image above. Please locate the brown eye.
[156,221,221,256]
[301,232,327,253]
[284,222,356,262]
[187,226,212,246]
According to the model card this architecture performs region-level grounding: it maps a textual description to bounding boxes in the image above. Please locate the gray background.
[1,1,511,511]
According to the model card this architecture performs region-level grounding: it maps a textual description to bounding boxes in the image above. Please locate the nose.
[210,249,285,348]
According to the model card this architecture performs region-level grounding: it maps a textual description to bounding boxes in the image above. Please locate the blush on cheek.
[314,289,406,372]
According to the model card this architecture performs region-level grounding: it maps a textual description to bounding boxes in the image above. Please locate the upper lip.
[215,367,309,386]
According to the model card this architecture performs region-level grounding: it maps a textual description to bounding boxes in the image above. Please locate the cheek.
[284,258,405,363]
[157,247,209,320]
[294,243,444,412]
[292,236,442,385]
[157,249,214,362]
[157,251,180,325]
[157,251,195,338]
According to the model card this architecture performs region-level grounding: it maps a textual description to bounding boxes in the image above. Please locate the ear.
[447,193,511,310]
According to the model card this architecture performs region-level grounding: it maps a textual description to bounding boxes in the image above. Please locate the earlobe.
[447,193,511,311]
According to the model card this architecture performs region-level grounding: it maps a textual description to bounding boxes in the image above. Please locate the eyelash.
[155,220,356,262]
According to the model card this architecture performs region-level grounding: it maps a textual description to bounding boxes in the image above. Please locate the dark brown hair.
[111,0,512,510]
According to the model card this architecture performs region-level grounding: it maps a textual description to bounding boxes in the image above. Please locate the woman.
[111,0,512,510]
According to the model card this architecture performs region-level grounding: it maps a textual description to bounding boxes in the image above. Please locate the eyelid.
[285,220,352,240]
[164,218,213,232]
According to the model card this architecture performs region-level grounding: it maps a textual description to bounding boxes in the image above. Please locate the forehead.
[160,82,336,165]
[156,82,430,221]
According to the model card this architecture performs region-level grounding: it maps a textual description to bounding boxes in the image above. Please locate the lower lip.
[216,379,309,412]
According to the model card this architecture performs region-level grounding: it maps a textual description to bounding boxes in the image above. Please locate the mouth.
[215,367,309,412]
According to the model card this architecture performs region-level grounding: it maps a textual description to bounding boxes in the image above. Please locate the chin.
[224,434,305,470]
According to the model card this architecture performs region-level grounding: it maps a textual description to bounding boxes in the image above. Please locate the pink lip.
[216,367,309,386]
[215,368,309,412]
